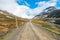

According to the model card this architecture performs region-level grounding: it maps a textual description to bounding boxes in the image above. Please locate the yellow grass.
[32,19,60,35]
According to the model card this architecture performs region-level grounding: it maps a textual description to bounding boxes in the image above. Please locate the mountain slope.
[33,6,60,24]
[34,6,56,19]
[0,10,28,37]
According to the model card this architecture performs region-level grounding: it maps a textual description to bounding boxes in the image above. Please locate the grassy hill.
[0,10,29,37]
[32,8,60,35]
[32,19,60,35]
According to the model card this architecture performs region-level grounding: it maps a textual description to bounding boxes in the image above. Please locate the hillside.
[34,6,60,24]
[34,6,56,19]
[0,10,29,37]
[32,6,60,36]
[47,9,60,18]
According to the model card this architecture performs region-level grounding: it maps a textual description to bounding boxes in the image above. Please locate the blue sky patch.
[56,1,60,8]
[17,0,49,9]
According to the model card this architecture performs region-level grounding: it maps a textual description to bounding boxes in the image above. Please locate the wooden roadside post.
[15,17,18,29]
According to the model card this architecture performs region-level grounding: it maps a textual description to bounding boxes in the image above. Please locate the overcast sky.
[0,0,60,19]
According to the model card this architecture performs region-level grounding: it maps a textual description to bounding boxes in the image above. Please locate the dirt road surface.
[4,22,57,40]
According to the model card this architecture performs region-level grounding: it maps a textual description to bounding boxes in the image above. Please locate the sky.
[0,0,60,19]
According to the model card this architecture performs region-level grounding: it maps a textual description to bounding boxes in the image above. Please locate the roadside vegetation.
[32,19,60,35]
[0,10,29,40]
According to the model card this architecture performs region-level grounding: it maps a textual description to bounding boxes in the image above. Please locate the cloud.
[24,1,30,7]
[0,0,19,14]
[0,0,34,19]
[33,0,58,14]
[0,0,59,19]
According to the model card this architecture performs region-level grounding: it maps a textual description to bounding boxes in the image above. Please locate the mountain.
[47,9,60,24]
[44,6,56,12]
[33,6,60,24]
[47,9,60,18]
[34,6,57,19]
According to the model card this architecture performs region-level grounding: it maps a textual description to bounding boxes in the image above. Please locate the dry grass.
[0,19,28,40]
[0,10,29,40]
[32,19,60,35]
[0,18,28,37]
